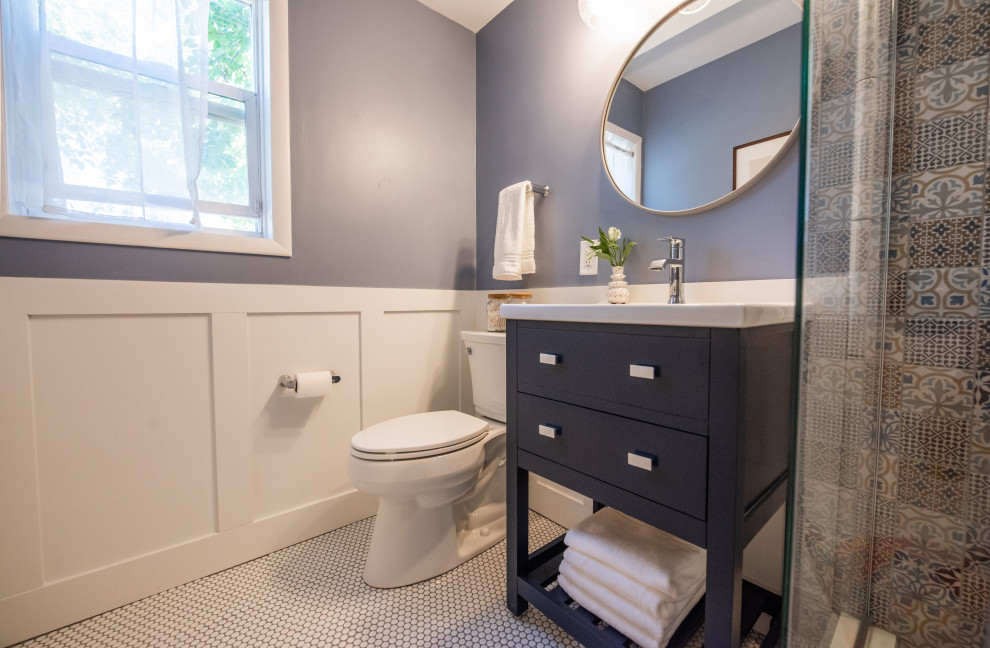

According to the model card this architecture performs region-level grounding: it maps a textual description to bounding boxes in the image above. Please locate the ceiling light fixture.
[678,0,711,14]
[578,0,619,30]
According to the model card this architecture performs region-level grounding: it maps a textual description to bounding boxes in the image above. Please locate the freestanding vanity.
[501,303,794,648]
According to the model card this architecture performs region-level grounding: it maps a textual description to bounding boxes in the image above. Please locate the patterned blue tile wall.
[791,0,989,645]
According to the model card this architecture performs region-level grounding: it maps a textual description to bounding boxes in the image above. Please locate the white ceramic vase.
[606,266,629,304]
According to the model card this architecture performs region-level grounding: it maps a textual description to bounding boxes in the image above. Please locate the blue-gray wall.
[476,0,800,290]
[0,0,477,290]
[643,24,801,210]
[607,79,644,136]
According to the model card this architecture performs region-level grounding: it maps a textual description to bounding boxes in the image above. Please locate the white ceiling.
[623,0,802,90]
[414,0,515,32]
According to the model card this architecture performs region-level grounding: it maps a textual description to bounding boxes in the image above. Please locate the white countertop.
[500,302,795,328]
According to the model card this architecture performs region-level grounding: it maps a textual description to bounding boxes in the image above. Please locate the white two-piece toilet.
[347,330,507,588]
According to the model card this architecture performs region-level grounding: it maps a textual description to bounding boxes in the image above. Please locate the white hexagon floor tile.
[13,512,769,648]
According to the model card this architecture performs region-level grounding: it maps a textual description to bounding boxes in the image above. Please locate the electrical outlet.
[579,240,599,275]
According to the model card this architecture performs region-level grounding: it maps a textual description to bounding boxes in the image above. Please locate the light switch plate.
[580,240,598,275]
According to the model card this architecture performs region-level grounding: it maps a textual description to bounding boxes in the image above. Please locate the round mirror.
[601,0,802,214]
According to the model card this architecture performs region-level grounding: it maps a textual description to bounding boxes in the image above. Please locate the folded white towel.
[557,571,704,648]
[493,181,535,280]
[564,508,706,594]
[560,549,703,620]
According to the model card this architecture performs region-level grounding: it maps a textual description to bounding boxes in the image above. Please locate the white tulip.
[607,227,621,241]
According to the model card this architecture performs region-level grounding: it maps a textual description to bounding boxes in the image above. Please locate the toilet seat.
[350,410,490,461]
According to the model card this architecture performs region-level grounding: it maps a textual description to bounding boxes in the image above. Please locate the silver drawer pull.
[629,364,656,379]
[538,424,560,438]
[539,353,560,365]
[627,451,656,471]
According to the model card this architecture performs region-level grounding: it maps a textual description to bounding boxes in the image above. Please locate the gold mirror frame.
[600,0,802,216]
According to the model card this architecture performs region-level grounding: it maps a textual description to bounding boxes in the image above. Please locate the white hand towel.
[560,549,704,619]
[564,508,706,594]
[493,181,535,280]
[557,571,705,648]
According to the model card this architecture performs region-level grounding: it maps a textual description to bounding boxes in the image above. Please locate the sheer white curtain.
[1,0,211,229]
[604,130,638,201]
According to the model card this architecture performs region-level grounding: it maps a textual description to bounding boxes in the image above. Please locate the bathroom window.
[604,122,642,204]
[0,0,292,256]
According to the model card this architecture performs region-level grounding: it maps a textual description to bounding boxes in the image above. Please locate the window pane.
[199,103,250,206]
[47,0,133,57]
[137,77,190,199]
[135,0,180,68]
[63,200,143,220]
[208,0,254,90]
[200,213,260,234]
[51,55,140,192]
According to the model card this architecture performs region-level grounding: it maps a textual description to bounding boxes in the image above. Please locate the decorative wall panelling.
[0,278,475,647]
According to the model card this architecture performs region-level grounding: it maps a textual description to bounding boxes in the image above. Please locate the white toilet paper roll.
[293,371,334,398]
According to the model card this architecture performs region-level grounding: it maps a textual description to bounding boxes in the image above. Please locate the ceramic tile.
[822,50,858,101]
[905,267,981,316]
[809,184,854,231]
[965,523,990,568]
[901,411,972,467]
[904,317,977,369]
[901,365,975,419]
[892,175,915,222]
[894,124,916,175]
[981,267,990,318]
[887,270,909,314]
[820,94,857,145]
[970,421,990,474]
[910,164,987,220]
[818,141,856,187]
[964,471,990,526]
[919,0,990,22]
[898,28,919,86]
[866,362,906,409]
[899,459,967,517]
[11,511,769,648]
[914,56,989,121]
[908,216,982,267]
[912,110,988,171]
[917,2,990,72]
[808,230,853,277]
[976,369,990,420]
[901,0,922,34]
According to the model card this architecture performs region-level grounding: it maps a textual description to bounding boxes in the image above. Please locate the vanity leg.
[704,529,743,647]
[506,464,529,615]
[706,328,745,647]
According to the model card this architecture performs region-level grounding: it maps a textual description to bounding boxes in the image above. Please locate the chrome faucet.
[649,237,685,304]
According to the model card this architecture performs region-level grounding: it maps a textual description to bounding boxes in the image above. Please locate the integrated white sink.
[500,302,795,328]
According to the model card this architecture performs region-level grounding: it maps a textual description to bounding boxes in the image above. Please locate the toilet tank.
[461,330,506,422]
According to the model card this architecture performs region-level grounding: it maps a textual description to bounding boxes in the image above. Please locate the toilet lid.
[351,410,490,455]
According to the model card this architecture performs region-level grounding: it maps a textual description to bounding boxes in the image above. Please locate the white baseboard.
[0,490,377,648]
[528,475,593,530]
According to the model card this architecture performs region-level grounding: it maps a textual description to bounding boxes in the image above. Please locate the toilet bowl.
[348,331,507,588]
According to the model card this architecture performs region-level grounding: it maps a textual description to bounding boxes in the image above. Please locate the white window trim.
[0,0,292,257]
[604,121,643,204]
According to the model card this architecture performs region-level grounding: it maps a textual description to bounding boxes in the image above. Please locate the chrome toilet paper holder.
[278,372,341,390]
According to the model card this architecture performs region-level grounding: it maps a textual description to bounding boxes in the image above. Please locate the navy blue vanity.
[504,312,794,648]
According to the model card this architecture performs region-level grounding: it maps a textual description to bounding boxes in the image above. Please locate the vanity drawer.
[516,394,707,520]
[516,326,710,422]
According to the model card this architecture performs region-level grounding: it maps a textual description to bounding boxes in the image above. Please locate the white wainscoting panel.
[0,315,44,600]
[0,278,476,647]
[376,310,465,425]
[210,312,254,532]
[248,312,363,521]
[30,314,218,583]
